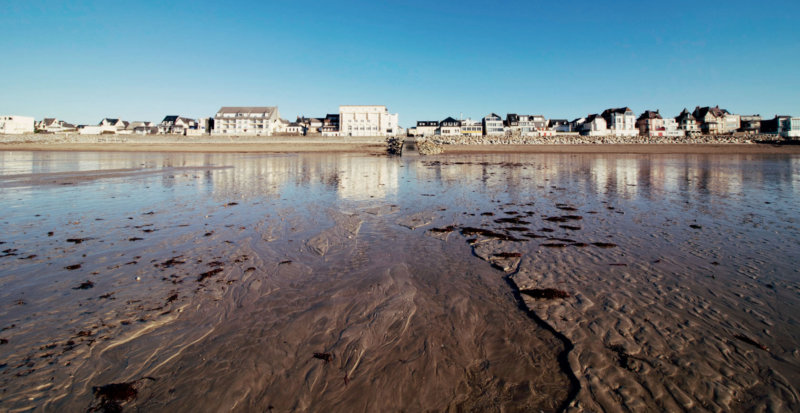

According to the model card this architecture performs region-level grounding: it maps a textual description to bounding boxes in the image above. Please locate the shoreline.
[2,141,800,155]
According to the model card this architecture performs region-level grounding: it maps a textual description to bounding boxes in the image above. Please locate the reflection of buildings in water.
[184,153,400,202]
[336,156,399,200]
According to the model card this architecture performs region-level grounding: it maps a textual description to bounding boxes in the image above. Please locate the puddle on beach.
[1,150,799,411]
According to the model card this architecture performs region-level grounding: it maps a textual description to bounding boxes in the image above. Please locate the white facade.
[460,118,482,136]
[786,117,800,138]
[0,115,34,134]
[519,115,547,135]
[482,114,504,136]
[583,116,608,136]
[603,108,638,137]
[339,105,398,137]
[213,106,280,136]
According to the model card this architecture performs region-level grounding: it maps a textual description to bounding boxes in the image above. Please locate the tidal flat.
[0,150,799,412]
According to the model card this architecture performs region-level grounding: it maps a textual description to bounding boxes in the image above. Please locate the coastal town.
[1,105,799,140]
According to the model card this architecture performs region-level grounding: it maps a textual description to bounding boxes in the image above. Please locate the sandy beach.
[1,150,799,411]
[2,133,800,155]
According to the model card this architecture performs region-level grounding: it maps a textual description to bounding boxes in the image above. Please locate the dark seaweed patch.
[492,252,522,258]
[592,242,617,248]
[494,217,530,225]
[128,237,144,242]
[539,228,554,233]
[73,280,94,290]
[66,238,91,244]
[279,260,292,265]
[313,352,333,363]
[157,257,185,268]
[64,263,82,271]
[733,334,768,351]
[224,202,239,207]
[520,288,570,299]
[428,226,456,233]
[480,212,494,216]
[197,268,223,282]
[690,224,702,229]
[556,204,578,211]
[559,225,581,231]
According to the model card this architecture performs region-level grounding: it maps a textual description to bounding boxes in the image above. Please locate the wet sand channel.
[1,150,799,411]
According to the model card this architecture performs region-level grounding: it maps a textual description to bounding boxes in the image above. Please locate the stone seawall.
[430,134,780,145]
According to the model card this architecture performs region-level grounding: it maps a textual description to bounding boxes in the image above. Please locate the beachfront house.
[460,118,483,137]
[693,106,739,134]
[739,115,762,134]
[415,121,439,137]
[438,117,462,136]
[548,119,571,133]
[36,118,76,133]
[321,114,340,136]
[761,116,800,138]
[636,110,681,137]
[0,115,34,134]
[339,105,399,137]
[601,107,638,137]
[675,109,701,136]
[213,106,280,136]
[99,118,128,132]
[124,121,157,135]
[482,113,504,136]
[296,117,323,135]
[580,114,608,136]
[519,115,547,135]
[158,116,198,135]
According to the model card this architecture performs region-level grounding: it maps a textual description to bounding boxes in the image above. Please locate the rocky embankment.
[430,133,778,145]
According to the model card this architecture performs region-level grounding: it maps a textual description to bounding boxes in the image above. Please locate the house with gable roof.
[601,107,637,137]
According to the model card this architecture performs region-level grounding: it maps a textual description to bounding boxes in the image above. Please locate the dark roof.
[506,114,519,123]
[483,113,501,120]
[585,114,602,123]
[675,108,696,122]
[162,115,179,123]
[417,121,439,126]
[441,117,461,125]
[548,119,568,126]
[99,118,119,125]
[693,105,729,119]
[637,110,662,121]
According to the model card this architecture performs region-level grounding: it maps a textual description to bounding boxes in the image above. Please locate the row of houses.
[408,107,800,139]
[3,105,799,138]
[1,105,402,137]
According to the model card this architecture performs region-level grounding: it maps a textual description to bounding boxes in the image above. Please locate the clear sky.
[1,0,798,126]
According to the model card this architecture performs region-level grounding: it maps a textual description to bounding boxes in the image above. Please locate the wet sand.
[1,151,799,411]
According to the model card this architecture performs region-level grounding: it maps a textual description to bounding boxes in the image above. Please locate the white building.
[482,113,504,136]
[415,121,439,137]
[213,106,280,136]
[460,118,482,136]
[0,115,34,134]
[601,107,638,137]
[339,105,398,137]
[437,117,462,136]
[581,114,608,136]
[36,118,76,133]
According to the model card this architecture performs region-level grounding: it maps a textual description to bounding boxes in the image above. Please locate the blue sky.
[1,0,798,126]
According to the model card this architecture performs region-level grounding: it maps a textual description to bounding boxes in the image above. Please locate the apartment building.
[0,115,34,134]
[339,105,398,137]
[601,107,638,137]
[213,106,280,136]
[482,113,504,136]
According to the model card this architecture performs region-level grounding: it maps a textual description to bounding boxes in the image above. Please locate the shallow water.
[0,151,799,412]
